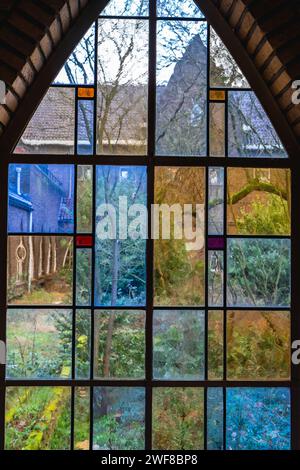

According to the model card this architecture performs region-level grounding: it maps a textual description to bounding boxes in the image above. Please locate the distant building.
[14,34,286,158]
[8,164,74,233]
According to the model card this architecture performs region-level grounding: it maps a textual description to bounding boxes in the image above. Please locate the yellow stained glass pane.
[210,90,226,101]
[78,87,95,99]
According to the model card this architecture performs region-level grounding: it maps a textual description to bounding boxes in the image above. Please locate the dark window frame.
[0,0,299,452]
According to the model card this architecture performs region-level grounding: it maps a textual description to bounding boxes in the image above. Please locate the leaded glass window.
[2,0,292,451]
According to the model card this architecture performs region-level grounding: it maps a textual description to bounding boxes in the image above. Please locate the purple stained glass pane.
[208,237,224,250]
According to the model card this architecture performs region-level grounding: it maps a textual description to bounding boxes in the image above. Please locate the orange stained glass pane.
[78,87,95,99]
[210,90,226,101]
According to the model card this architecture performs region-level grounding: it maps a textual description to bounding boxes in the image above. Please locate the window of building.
[2,0,292,451]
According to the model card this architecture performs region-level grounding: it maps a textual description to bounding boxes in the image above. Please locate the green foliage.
[93,387,145,450]
[153,310,204,379]
[95,167,146,306]
[94,311,145,379]
[76,249,91,305]
[5,387,70,450]
[227,311,290,380]
[236,195,290,235]
[7,310,72,379]
[208,312,223,380]
[75,311,91,379]
[155,238,205,305]
[228,239,290,307]
[152,388,204,450]
[77,175,93,233]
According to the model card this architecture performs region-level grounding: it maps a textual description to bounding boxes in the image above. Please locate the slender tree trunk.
[28,236,34,293]
[103,239,119,377]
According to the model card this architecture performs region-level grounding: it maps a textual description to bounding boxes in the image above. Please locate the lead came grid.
[0,0,294,452]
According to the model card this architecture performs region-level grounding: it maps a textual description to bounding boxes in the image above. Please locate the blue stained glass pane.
[208,167,224,235]
[208,251,224,307]
[54,25,95,85]
[96,18,148,156]
[8,164,75,233]
[157,0,204,18]
[226,388,291,450]
[156,21,207,156]
[93,387,145,450]
[228,91,287,158]
[207,388,223,450]
[77,100,94,155]
[95,166,147,306]
[101,0,148,16]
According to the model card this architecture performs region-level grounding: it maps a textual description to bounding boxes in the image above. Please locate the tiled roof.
[0,0,299,156]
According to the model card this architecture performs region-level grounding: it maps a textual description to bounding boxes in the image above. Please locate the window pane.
[156,21,207,156]
[54,26,95,85]
[154,167,205,306]
[210,90,226,101]
[76,249,92,306]
[227,238,291,308]
[78,88,95,99]
[5,387,71,450]
[14,88,75,155]
[7,236,73,306]
[228,91,287,158]
[208,311,224,380]
[157,0,204,18]
[101,0,148,16]
[226,388,291,450]
[75,310,91,379]
[227,168,291,236]
[93,387,145,450]
[94,310,145,379]
[77,165,93,233]
[210,103,225,157]
[227,311,290,380]
[74,387,90,451]
[207,388,223,450]
[210,28,248,88]
[8,164,75,234]
[95,166,147,306]
[208,167,224,235]
[208,251,224,307]
[6,308,72,379]
[77,100,94,155]
[153,310,205,380]
[152,388,204,450]
[96,19,148,155]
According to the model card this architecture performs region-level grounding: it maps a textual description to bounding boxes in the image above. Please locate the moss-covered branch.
[228,179,287,205]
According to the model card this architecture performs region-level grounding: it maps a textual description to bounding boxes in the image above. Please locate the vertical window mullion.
[291,164,300,450]
[0,158,8,451]
[145,0,157,451]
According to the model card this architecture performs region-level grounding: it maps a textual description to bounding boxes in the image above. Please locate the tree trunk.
[28,236,34,293]
[103,239,119,377]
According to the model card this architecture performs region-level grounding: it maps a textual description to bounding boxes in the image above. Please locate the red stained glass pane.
[76,235,93,247]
